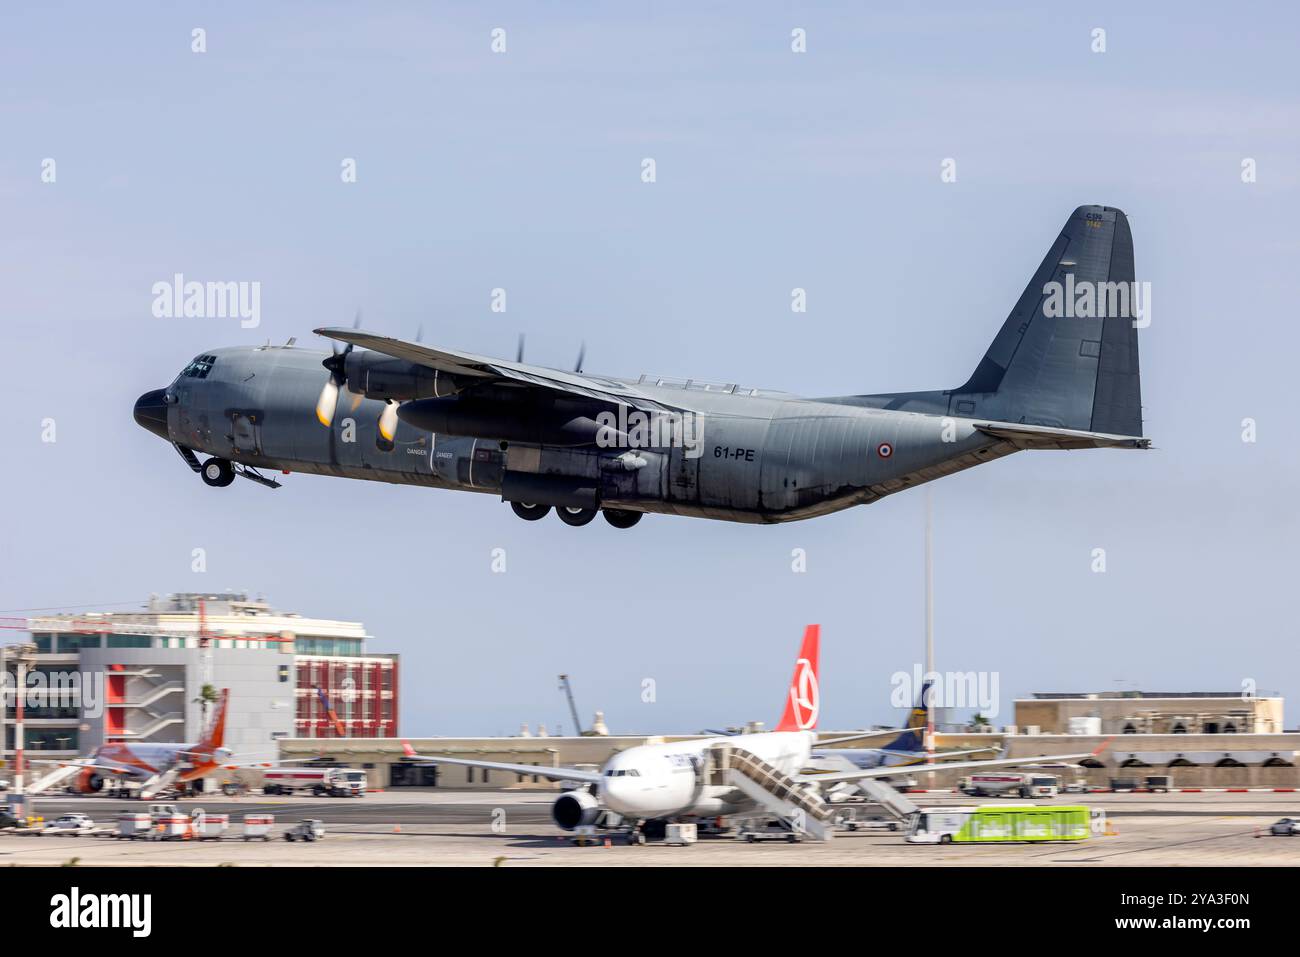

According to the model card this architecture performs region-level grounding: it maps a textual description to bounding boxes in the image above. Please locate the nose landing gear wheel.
[510,501,551,521]
[602,509,643,529]
[200,458,235,487]
[556,506,597,527]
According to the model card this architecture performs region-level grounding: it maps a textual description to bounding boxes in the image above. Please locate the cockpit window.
[181,355,217,379]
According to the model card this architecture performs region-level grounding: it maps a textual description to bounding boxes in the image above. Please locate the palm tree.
[193,683,219,727]
[970,712,992,730]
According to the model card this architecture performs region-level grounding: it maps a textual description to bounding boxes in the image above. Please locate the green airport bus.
[906,804,1095,844]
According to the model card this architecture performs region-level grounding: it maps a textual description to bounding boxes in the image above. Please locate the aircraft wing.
[811,727,924,748]
[29,759,125,774]
[876,746,997,758]
[401,744,602,785]
[315,327,685,414]
[796,751,1095,787]
[974,421,1151,450]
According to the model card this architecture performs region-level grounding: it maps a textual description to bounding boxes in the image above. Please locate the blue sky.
[3,3,1298,735]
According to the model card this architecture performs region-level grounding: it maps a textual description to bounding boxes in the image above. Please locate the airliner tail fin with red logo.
[775,624,820,732]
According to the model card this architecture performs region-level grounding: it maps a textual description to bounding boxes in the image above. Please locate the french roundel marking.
[877,442,893,458]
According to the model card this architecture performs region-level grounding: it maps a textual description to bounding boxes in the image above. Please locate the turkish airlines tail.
[774,624,821,732]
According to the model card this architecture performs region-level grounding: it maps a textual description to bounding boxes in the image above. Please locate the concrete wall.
[79,647,294,756]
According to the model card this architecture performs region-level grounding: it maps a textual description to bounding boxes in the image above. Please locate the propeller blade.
[516,333,525,363]
[315,379,340,427]
[574,342,586,374]
[378,400,399,442]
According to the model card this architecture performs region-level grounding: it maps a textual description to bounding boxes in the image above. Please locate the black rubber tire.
[940,834,952,844]
[602,509,643,529]
[200,458,235,487]
[556,506,597,527]
[510,501,550,521]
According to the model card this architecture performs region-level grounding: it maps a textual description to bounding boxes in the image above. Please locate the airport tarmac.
[4,790,1299,866]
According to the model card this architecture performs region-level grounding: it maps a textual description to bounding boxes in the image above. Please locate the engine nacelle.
[398,395,612,448]
[552,789,603,831]
[343,353,458,401]
[72,768,103,794]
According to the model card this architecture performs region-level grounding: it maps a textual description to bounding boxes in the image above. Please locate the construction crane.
[557,674,584,737]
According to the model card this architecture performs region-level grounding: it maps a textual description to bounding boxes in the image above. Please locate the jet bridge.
[706,743,836,841]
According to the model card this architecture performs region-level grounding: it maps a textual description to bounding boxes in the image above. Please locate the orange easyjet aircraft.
[34,689,236,795]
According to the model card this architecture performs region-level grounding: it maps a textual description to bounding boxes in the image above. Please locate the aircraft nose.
[133,388,171,440]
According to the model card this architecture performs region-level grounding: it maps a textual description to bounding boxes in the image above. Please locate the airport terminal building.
[1,593,398,766]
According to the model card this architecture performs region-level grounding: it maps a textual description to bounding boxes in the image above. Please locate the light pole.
[924,489,935,760]
[5,643,38,817]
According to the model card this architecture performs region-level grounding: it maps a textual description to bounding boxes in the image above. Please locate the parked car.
[1269,818,1300,836]
[0,810,20,829]
[48,813,94,831]
[284,819,325,842]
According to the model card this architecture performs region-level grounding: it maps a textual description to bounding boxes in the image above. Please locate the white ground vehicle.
[961,772,1059,798]
[48,813,94,831]
[262,767,366,797]
[285,819,325,842]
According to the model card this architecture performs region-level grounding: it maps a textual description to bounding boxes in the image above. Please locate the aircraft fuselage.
[136,344,1009,524]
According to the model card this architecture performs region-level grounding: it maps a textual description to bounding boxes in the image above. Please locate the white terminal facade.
[1,593,397,764]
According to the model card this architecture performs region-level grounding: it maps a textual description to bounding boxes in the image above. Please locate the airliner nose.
[133,388,170,440]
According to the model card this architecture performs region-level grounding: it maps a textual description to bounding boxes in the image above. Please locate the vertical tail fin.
[882,679,931,752]
[775,625,821,732]
[316,686,346,737]
[198,688,229,752]
[857,205,1144,438]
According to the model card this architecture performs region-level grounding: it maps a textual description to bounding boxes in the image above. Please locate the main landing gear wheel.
[602,509,642,529]
[556,506,597,527]
[200,458,235,487]
[510,501,551,522]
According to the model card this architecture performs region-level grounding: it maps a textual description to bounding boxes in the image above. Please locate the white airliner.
[403,626,1100,838]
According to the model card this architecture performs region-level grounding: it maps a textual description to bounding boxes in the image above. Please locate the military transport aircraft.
[134,206,1148,527]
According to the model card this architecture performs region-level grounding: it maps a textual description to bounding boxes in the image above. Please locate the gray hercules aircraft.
[134,205,1148,528]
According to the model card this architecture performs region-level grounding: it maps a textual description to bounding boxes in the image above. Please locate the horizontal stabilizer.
[974,421,1151,450]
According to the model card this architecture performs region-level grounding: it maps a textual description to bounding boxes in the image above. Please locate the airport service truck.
[261,767,367,797]
[907,805,1095,844]
[959,772,1059,798]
